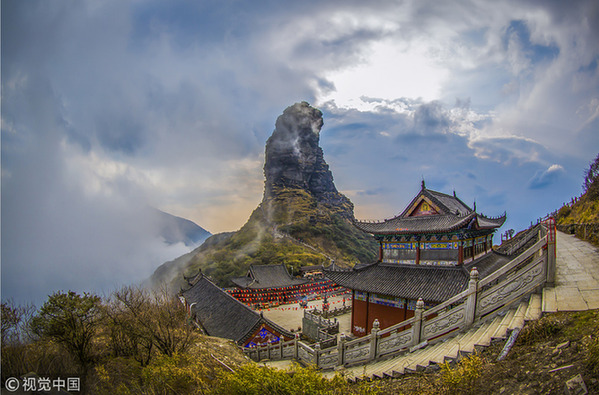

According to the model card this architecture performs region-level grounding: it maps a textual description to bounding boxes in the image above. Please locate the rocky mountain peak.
[263,102,353,219]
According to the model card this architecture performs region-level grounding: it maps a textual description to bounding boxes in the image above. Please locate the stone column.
[337,333,346,366]
[411,299,424,346]
[294,333,300,359]
[465,267,479,325]
[369,319,380,361]
[314,343,321,366]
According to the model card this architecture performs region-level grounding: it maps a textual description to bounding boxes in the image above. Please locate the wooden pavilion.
[325,182,507,337]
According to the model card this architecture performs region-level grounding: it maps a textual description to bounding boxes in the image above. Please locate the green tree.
[30,291,103,371]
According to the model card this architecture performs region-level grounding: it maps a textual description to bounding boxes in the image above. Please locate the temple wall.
[351,291,419,336]
[351,291,369,337]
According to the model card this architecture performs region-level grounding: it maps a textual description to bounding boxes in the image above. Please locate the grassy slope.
[556,191,599,224]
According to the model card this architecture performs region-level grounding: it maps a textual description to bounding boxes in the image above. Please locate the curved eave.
[475,213,507,229]
[353,213,476,235]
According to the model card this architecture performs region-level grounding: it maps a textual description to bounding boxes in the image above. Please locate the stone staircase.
[324,294,542,381]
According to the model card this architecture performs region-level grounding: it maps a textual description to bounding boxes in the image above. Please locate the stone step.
[491,309,516,340]
[406,341,447,372]
[508,300,528,330]
[445,328,481,360]
[460,319,496,354]
[428,331,471,364]
[363,353,402,378]
[542,287,557,313]
[525,293,542,321]
[474,315,503,348]
[326,298,538,381]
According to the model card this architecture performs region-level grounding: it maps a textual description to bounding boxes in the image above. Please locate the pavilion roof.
[182,274,292,344]
[231,264,308,289]
[324,263,468,303]
[354,187,506,235]
[324,251,510,303]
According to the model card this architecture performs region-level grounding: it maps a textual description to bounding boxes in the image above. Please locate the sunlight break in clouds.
[319,39,449,110]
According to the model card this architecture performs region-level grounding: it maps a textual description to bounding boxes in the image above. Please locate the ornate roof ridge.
[354,211,474,225]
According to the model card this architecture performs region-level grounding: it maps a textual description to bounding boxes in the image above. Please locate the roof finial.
[421,177,426,190]
[473,200,476,212]
[453,189,456,198]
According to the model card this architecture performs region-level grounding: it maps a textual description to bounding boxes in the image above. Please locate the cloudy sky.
[2,0,598,305]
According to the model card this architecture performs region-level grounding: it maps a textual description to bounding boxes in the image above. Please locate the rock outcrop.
[263,102,353,219]
[149,102,376,290]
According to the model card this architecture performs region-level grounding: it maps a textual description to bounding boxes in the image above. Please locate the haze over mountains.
[153,208,211,247]
[150,102,377,291]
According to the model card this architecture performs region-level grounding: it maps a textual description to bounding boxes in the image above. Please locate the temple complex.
[228,264,340,307]
[325,182,507,337]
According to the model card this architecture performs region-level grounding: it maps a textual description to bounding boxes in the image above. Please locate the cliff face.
[150,102,376,290]
[263,102,353,219]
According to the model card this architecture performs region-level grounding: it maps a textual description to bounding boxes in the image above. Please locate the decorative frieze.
[423,308,465,336]
[377,332,412,354]
[344,345,370,363]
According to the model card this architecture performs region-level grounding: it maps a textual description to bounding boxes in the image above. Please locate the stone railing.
[245,219,556,368]
[302,309,338,348]
[310,305,352,319]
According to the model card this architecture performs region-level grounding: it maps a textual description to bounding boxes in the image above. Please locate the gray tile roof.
[324,251,510,303]
[355,213,476,234]
[182,274,293,344]
[401,189,472,217]
[464,251,510,278]
[354,188,506,235]
[324,263,469,303]
[231,264,308,289]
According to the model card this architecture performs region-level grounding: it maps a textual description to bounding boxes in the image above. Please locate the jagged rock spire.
[262,102,353,219]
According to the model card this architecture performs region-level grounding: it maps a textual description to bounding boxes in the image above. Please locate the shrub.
[212,363,381,395]
[517,315,563,345]
[440,353,485,394]
[141,352,208,394]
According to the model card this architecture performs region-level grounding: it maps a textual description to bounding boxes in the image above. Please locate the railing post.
[267,340,272,360]
[294,333,299,359]
[337,333,346,366]
[411,298,424,346]
[465,267,479,325]
[369,319,380,361]
[314,343,321,367]
[546,218,556,286]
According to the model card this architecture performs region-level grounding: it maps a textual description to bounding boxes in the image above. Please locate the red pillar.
[416,242,421,264]
[458,243,464,265]
[379,242,383,261]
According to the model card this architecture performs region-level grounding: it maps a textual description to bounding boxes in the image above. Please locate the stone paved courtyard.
[261,293,352,335]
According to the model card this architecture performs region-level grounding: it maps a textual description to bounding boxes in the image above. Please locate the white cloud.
[320,39,450,108]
